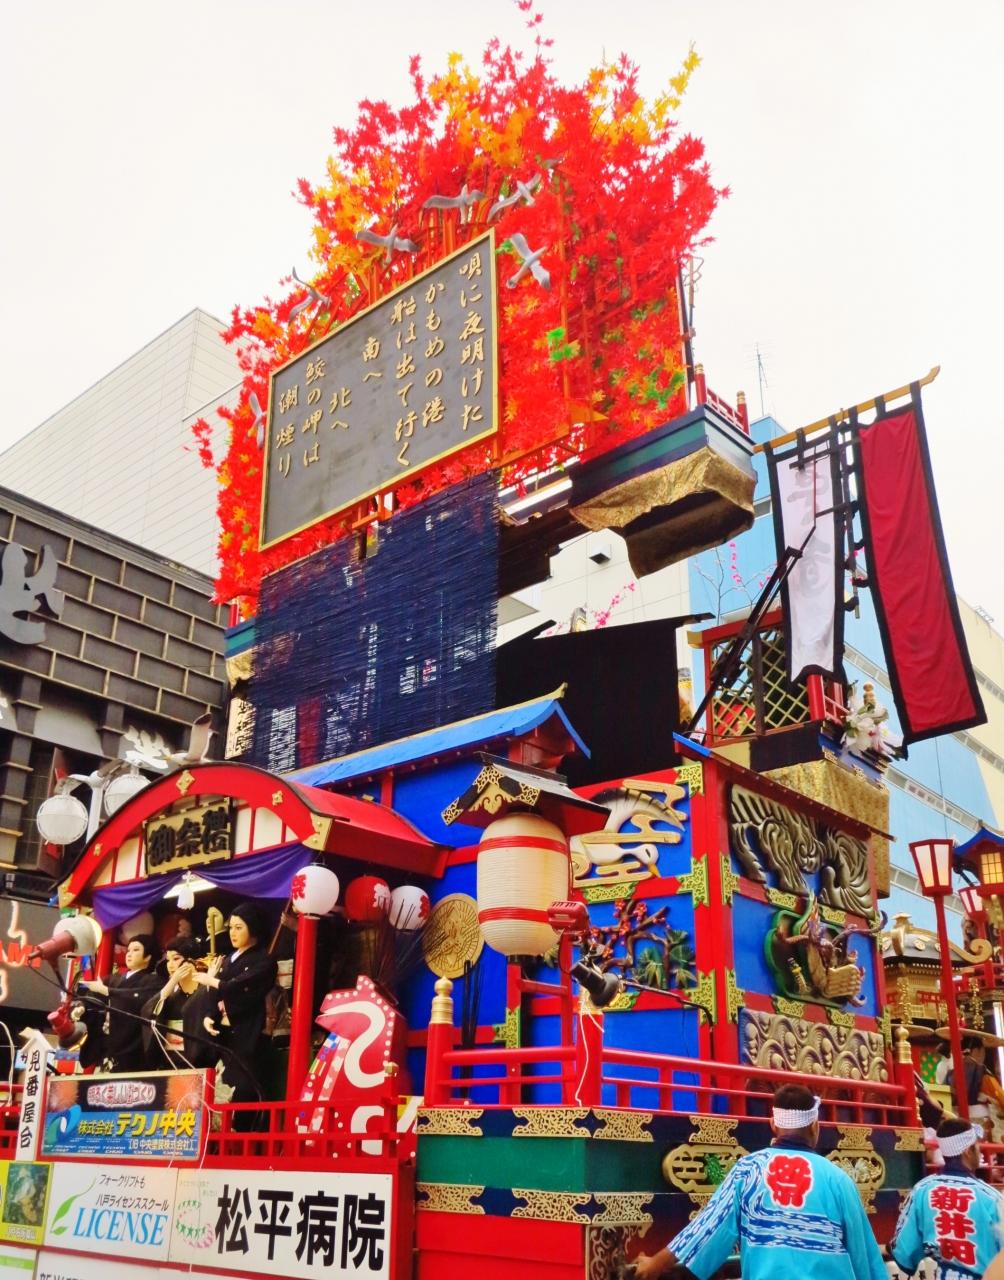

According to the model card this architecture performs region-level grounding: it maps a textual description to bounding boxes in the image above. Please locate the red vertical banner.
[855,391,985,744]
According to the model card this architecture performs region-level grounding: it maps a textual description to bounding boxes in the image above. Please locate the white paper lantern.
[103,772,148,815]
[36,794,89,845]
[291,864,341,916]
[477,813,569,956]
[389,884,430,931]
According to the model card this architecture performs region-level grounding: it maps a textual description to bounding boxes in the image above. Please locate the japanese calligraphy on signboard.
[42,1071,206,1162]
[170,1168,392,1279]
[144,801,233,875]
[261,233,498,548]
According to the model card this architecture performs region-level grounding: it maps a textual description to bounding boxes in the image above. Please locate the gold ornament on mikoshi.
[423,894,483,979]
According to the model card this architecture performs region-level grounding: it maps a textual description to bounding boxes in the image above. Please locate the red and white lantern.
[388,884,429,931]
[477,813,569,955]
[345,876,391,923]
[290,865,341,917]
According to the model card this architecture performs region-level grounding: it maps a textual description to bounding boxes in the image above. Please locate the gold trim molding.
[417,1182,486,1214]
[512,1107,591,1138]
[592,1110,654,1142]
[417,1108,484,1137]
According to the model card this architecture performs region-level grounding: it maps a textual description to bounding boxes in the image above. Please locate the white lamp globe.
[104,773,148,815]
[389,885,430,931]
[290,865,341,917]
[36,794,89,845]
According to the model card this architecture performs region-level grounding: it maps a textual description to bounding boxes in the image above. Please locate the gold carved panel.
[740,1009,888,1084]
[512,1107,591,1138]
[729,784,872,917]
[662,1115,747,1209]
[417,1108,484,1137]
[417,1182,486,1214]
[826,1125,885,1212]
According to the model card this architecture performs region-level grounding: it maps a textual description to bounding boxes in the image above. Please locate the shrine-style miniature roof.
[955,824,1004,865]
[440,753,609,834]
[62,761,445,905]
[289,689,589,787]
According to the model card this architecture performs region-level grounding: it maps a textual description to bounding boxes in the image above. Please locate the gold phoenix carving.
[729,784,872,917]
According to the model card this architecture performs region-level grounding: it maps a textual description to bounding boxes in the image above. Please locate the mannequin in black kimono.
[142,934,203,1069]
[80,933,160,1072]
[193,902,277,1127]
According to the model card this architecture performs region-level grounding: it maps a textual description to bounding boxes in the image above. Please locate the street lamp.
[910,837,969,1119]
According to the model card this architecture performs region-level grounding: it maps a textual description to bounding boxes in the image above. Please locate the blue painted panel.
[389,760,484,847]
[731,892,879,1018]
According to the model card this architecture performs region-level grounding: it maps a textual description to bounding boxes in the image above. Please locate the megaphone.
[47,998,86,1049]
[28,915,102,966]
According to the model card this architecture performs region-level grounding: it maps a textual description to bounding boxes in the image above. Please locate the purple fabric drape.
[91,844,314,928]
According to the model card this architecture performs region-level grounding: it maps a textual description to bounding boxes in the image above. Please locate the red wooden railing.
[425,1036,914,1128]
[205,1094,408,1167]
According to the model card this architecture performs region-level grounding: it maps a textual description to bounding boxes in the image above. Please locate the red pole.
[285,912,317,1106]
[892,1025,919,1127]
[424,978,457,1106]
[574,999,604,1106]
[95,929,114,981]
[935,893,969,1120]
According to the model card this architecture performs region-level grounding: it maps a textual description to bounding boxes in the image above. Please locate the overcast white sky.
[2,2,1002,619]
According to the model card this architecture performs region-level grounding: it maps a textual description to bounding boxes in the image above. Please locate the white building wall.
[0,309,240,576]
[498,527,693,675]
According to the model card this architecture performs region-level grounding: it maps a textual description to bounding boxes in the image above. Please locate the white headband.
[938,1127,981,1159]
[773,1096,821,1128]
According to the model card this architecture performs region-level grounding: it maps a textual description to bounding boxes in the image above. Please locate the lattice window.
[981,849,1004,889]
[708,623,810,742]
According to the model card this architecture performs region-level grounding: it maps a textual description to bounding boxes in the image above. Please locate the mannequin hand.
[207,956,223,978]
[80,979,108,997]
[194,971,218,989]
[202,1016,220,1037]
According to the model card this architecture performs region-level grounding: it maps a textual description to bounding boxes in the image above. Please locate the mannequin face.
[165,949,186,976]
[228,916,253,950]
[124,940,150,972]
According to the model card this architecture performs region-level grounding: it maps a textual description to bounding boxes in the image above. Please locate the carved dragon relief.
[729,785,873,918]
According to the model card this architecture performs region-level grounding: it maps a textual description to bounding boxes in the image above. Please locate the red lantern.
[345,876,391,923]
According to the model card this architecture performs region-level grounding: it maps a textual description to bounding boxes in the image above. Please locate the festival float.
[0,9,992,1280]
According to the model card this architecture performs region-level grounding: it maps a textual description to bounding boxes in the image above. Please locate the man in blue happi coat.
[890,1117,1002,1279]
[633,1083,887,1279]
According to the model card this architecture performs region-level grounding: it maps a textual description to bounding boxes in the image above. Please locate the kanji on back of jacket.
[9,19,991,1280]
